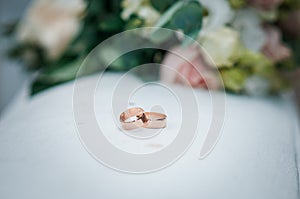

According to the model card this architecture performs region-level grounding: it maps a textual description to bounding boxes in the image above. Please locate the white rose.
[198,0,234,35]
[199,27,242,68]
[16,0,86,60]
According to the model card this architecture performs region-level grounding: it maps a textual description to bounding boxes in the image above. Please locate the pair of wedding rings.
[120,107,167,130]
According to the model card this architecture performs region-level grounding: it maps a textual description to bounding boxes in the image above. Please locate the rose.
[261,25,291,62]
[16,0,86,60]
[199,0,234,34]
[160,45,221,90]
[199,27,242,68]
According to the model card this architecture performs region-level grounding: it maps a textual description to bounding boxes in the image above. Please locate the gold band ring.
[142,112,167,129]
[119,107,146,130]
[119,107,167,130]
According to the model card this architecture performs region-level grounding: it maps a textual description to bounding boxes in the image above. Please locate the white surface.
[0,72,299,199]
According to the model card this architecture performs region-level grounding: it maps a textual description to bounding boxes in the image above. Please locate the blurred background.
[1,0,300,116]
[0,2,299,198]
[0,0,30,115]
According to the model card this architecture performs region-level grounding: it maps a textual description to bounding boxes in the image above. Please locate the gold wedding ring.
[120,107,146,130]
[119,107,167,130]
[142,112,167,129]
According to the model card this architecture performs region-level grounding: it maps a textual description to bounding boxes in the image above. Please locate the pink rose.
[247,0,283,10]
[160,45,221,90]
[261,25,291,62]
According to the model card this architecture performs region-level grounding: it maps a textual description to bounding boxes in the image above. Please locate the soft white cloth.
[0,72,299,199]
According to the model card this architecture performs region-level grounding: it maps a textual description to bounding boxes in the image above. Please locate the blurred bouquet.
[5,0,300,95]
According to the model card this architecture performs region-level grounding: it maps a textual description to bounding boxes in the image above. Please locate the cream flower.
[121,0,160,26]
[137,5,160,26]
[199,27,242,67]
[17,0,86,60]
[198,0,234,35]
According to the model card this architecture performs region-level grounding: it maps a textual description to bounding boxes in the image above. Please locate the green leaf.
[110,51,144,71]
[152,1,202,44]
[86,0,104,17]
[150,0,178,12]
[31,60,80,94]
[169,1,202,39]
[181,29,200,46]
[31,56,102,95]
[149,28,174,44]
[153,1,185,28]
[98,15,124,32]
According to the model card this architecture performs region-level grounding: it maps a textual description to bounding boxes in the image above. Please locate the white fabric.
[0,72,299,199]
